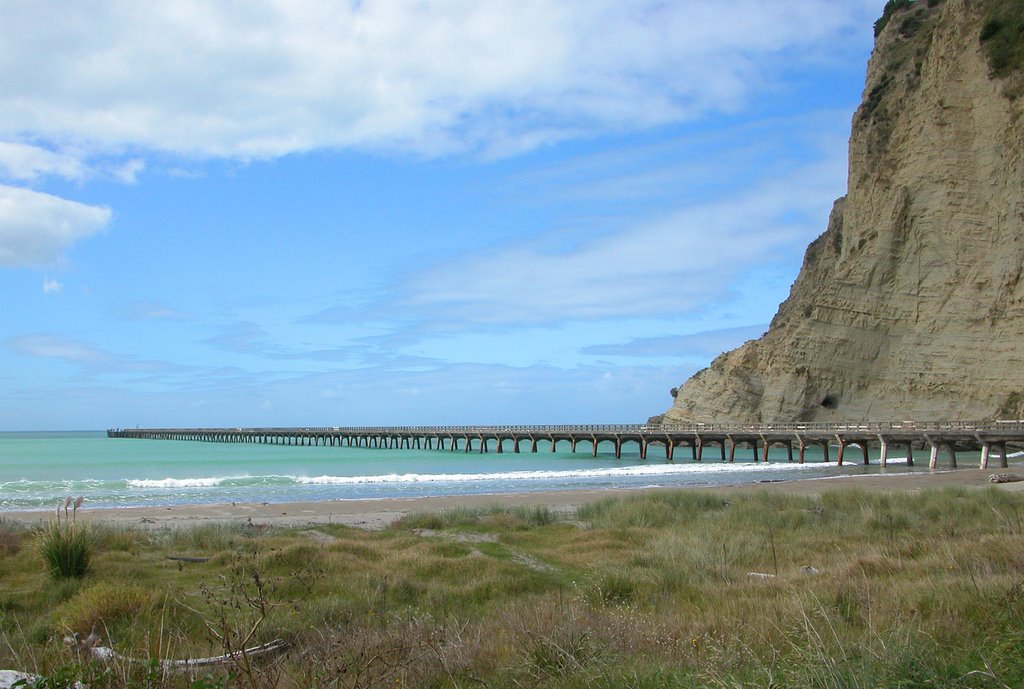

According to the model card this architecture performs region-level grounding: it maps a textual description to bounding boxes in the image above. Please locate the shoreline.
[3,468,1019,530]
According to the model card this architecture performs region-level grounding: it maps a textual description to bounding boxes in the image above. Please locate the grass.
[2,488,1024,687]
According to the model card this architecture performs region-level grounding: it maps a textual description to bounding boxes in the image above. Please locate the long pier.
[108,421,1024,469]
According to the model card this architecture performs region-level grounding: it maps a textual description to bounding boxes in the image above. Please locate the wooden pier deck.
[107,421,1024,469]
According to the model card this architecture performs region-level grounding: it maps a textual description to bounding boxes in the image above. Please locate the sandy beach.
[4,467,1020,531]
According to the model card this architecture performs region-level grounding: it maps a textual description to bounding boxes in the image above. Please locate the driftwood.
[0,669,39,689]
[65,635,288,674]
[989,473,1024,484]
[165,555,211,563]
[0,669,86,689]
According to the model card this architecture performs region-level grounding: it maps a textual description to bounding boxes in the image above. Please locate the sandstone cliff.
[660,0,1024,424]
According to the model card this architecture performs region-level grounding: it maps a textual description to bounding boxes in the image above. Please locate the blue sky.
[0,1,883,431]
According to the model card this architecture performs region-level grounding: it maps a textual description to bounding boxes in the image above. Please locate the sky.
[0,0,884,431]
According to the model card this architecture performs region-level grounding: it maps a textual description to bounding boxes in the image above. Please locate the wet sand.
[4,468,1021,531]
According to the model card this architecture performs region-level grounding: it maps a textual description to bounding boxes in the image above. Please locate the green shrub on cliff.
[980,0,1024,78]
[874,0,916,37]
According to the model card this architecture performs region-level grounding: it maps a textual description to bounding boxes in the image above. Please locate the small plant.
[37,497,90,579]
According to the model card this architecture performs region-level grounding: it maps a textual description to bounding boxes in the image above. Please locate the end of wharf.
[107,421,1024,470]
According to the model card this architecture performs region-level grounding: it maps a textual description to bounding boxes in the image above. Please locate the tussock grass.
[5,487,1024,687]
[35,520,91,579]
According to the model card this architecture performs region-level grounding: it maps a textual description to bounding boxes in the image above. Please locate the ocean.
[0,430,955,512]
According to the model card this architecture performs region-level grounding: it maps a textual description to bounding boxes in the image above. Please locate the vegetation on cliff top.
[873,0,944,38]
[981,0,1024,79]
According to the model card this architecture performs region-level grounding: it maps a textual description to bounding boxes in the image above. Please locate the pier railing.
[108,420,1024,435]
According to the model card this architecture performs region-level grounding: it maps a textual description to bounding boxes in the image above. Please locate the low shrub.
[54,581,158,637]
[0,519,24,557]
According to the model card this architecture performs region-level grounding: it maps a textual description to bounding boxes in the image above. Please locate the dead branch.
[64,635,288,674]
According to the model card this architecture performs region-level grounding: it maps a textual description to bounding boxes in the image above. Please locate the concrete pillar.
[835,436,845,466]
[878,436,888,467]
[928,440,939,470]
[906,442,914,467]
[862,443,870,465]
[999,442,1008,468]
[761,436,769,462]
[947,443,957,469]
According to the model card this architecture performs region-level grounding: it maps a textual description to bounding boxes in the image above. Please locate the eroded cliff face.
[661,0,1024,424]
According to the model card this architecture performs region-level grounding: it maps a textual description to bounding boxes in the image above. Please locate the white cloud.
[396,151,847,325]
[583,325,769,359]
[0,142,85,182]
[126,303,191,321]
[7,334,109,364]
[0,185,112,267]
[0,1,879,160]
[113,158,145,184]
[42,277,63,294]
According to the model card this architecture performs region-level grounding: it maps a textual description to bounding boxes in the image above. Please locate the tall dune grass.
[4,487,1024,687]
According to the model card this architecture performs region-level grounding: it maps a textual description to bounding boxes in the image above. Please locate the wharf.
[107,421,1024,469]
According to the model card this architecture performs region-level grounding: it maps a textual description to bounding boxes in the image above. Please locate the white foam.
[127,477,225,488]
[294,461,824,485]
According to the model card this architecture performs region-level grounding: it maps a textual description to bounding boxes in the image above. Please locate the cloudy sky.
[0,1,882,431]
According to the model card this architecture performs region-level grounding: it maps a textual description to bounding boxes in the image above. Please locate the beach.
[4,467,1018,531]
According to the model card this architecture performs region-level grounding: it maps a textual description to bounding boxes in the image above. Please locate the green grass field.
[2,487,1024,687]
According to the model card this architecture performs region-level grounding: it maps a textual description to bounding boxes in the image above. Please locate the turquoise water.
[0,431,959,511]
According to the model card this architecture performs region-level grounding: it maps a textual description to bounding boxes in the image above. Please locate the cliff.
[659,0,1024,424]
